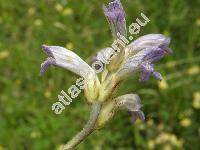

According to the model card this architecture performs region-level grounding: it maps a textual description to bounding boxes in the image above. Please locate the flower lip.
[131,34,170,45]
[160,45,173,55]
[125,34,172,58]
[42,44,54,57]
[40,57,56,75]
[128,110,145,123]
[40,45,97,78]
[117,45,167,81]
[153,71,162,81]
[142,47,165,63]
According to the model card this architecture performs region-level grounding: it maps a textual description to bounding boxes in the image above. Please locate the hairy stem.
[63,102,102,150]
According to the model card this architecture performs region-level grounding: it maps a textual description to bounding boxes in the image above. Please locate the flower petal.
[115,94,142,111]
[96,94,144,128]
[103,0,126,38]
[117,47,158,77]
[143,47,165,63]
[139,63,163,82]
[139,63,154,82]
[152,71,162,81]
[40,45,95,78]
[114,94,145,122]
[117,46,166,81]
[125,34,171,57]
[40,57,56,75]
[128,110,145,123]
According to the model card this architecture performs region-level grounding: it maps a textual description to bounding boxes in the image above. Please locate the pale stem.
[63,102,102,150]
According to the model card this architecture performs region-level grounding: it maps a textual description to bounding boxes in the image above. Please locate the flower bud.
[96,93,144,128]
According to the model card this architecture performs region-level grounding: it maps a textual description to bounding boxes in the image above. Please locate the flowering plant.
[40,0,172,149]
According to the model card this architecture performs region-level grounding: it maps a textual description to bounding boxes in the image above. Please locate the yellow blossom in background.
[196,18,200,27]
[158,123,164,131]
[192,92,200,109]
[147,119,154,126]
[44,90,51,98]
[147,140,155,149]
[28,7,36,16]
[0,50,10,59]
[34,19,43,26]
[138,123,146,130]
[55,3,63,12]
[134,119,145,130]
[0,146,4,150]
[163,144,172,150]
[66,42,74,50]
[15,79,21,85]
[62,8,73,16]
[155,132,183,148]
[187,66,199,75]
[198,128,200,136]
[53,22,65,30]
[180,118,191,127]
[163,30,170,36]
[158,78,168,90]
[56,144,65,150]
[30,131,41,139]
[166,61,176,68]
[155,132,171,144]
[183,109,194,118]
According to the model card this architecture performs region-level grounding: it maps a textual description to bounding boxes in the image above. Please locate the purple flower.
[125,34,172,57]
[103,0,126,39]
[117,34,173,82]
[40,45,96,79]
[40,0,173,143]
[115,94,145,123]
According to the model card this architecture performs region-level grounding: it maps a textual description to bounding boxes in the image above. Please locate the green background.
[0,0,200,149]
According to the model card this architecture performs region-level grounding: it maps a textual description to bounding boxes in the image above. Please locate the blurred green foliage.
[0,0,200,149]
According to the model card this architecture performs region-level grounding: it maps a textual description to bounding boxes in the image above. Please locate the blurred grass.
[0,0,200,149]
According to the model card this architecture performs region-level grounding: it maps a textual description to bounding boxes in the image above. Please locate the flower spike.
[40,0,173,149]
[103,0,126,39]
